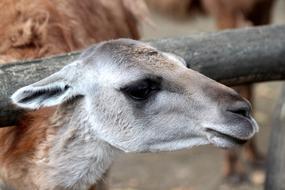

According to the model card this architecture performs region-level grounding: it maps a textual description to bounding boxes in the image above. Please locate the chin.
[147,138,210,153]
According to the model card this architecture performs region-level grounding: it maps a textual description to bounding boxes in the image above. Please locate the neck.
[35,100,118,189]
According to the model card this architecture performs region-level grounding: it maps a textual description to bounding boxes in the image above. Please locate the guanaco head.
[11,39,258,153]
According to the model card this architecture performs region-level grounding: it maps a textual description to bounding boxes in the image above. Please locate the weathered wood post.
[265,85,285,190]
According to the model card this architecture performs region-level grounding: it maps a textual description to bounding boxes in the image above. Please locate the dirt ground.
[108,1,285,190]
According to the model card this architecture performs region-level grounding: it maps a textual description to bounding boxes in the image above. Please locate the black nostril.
[229,108,249,117]
[227,101,251,118]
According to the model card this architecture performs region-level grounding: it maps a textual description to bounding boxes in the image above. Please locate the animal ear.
[163,52,187,67]
[11,63,82,110]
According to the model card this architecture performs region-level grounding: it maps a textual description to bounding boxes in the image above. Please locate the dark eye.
[121,79,161,101]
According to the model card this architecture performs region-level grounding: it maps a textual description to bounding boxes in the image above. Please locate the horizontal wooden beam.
[1,24,285,126]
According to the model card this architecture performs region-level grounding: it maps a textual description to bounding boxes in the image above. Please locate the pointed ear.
[163,52,187,67]
[11,63,82,109]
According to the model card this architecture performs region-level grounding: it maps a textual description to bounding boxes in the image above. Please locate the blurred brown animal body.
[145,0,274,28]
[145,0,275,183]
[0,0,148,63]
[0,0,148,189]
[202,0,275,28]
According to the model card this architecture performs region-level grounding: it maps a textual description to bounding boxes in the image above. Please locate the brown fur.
[0,0,148,62]
[0,108,55,189]
[0,108,54,164]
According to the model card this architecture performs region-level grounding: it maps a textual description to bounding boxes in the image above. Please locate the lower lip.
[206,128,248,145]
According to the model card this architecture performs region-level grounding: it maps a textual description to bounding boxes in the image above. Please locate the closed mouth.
[206,128,248,145]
